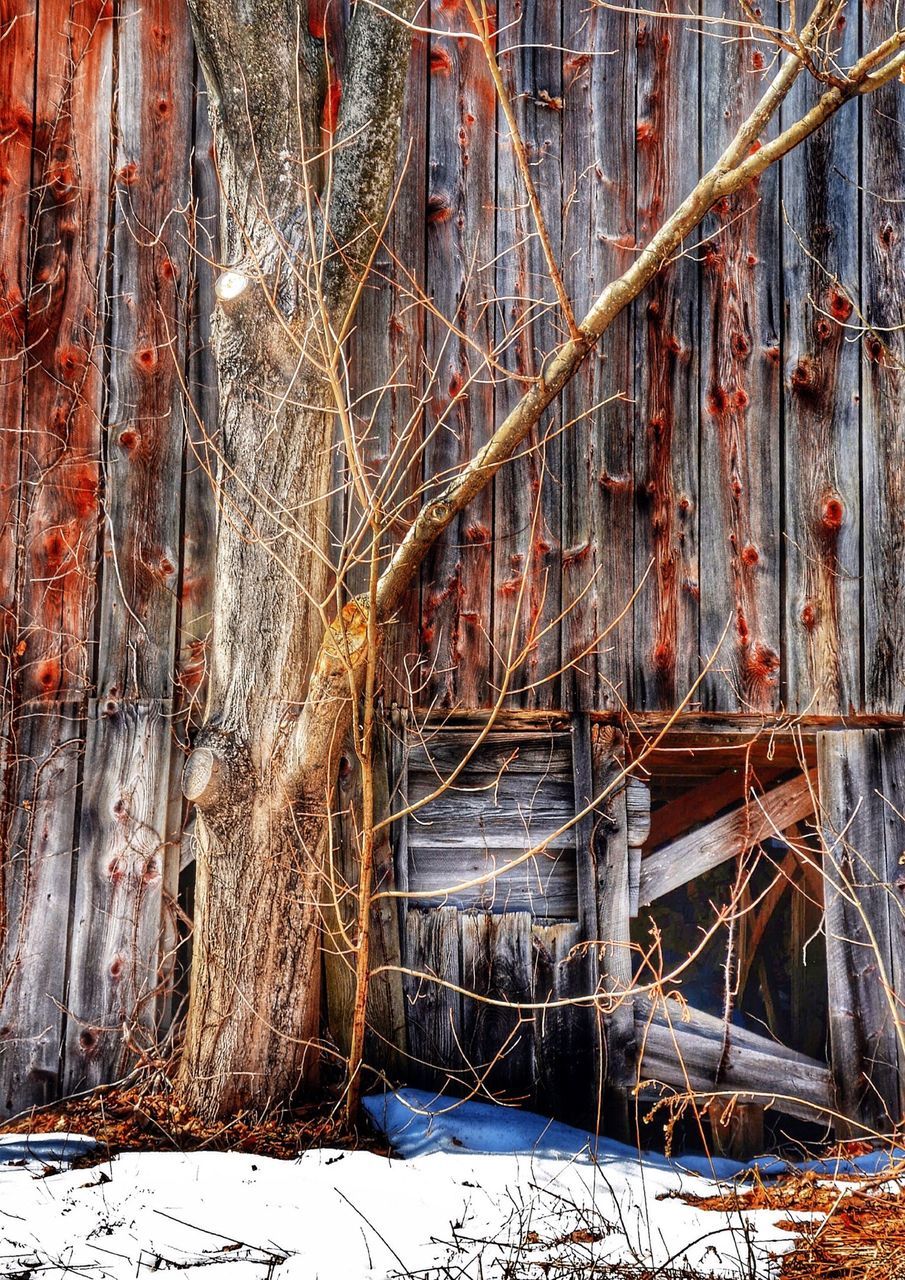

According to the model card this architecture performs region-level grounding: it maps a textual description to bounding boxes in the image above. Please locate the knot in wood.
[183,746,225,808]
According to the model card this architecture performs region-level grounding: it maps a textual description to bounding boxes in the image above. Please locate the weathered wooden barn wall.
[2,0,905,1118]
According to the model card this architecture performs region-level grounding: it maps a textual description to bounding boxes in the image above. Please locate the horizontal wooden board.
[632,997,834,1124]
[407,845,577,917]
[407,771,577,851]
[407,733,573,779]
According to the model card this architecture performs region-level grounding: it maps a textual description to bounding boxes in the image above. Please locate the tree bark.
[178,0,414,1120]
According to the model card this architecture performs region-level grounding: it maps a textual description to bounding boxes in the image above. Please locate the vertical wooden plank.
[404,906,461,1086]
[0,0,35,670]
[15,0,112,706]
[633,4,700,711]
[95,0,192,705]
[877,729,905,1119]
[561,3,635,711]
[177,75,219,720]
[533,920,587,1123]
[592,725,632,1138]
[862,7,905,715]
[491,0,563,709]
[0,704,82,1116]
[460,910,534,1100]
[63,699,172,1092]
[1,0,113,1118]
[70,0,194,1087]
[818,730,902,1132]
[420,0,495,708]
[699,2,781,712]
[782,8,859,716]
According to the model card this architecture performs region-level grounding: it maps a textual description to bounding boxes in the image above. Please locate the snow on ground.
[0,1096,808,1280]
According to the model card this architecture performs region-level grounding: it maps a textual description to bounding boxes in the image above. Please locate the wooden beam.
[639,770,818,905]
[819,730,905,1134]
[631,997,835,1124]
[647,766,788,850]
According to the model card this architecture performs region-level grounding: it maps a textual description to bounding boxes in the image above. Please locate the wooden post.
[818,730,905,1134]
[590,723,634,1140]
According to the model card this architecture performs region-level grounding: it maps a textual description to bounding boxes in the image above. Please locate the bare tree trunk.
[176,0,414,1120]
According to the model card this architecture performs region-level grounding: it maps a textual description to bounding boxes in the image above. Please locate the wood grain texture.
[403,906,462,1086]
[0,703,82,1116]
[491,0,563,709]
[633,996,834,1124]
[63,699,173,1093]
[17,1,112,702]
[862,6,905,715]
[633,4,699,711]
[592,728,633,1135]
[0,1,36,671]
[343,26,426,702]
[560,1,635,711]
[698,0,781,713]
[639,769,817,906]
[419,0,495,708]
[819,730,904,1132]
[95,0,193,703]
[532,921,589,1123]
[460,910,534,1098]
[781,7,859,715]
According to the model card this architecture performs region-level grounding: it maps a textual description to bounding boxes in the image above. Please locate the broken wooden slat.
[782,4,860,715]
[0,703,82,1117]
[633,2,700,711]
[533,921,588,1124]
[639,770,817,906]
[560,1,635,710]
[460,911,534,1099]
[698,0,781,713]
[63,699,173,1094]
[819,730,904,1132]
[403,907,461,1087]
[632,996,834,1124]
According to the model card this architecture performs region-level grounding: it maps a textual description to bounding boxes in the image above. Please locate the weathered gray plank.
[782,6,860,715]
[633,3,700,711]
[819,730,903,1132]
[863,6,905,715]
[407,771,577,850]
[407,845,577,917]
[639,770,817,906]
[633,996,834,1124]
[698,0,781,712]
[420,0,494,707]
[95,0,193,703]
[593,726,633,1136]
[561,2,635,710]
[64,699,173,1093]
[408,731,573,779]
[460,911,534,1099]
[491,0,563,709]
[533,921,588,1123]
[403,906,461,1086]
[0,703,82,1117]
